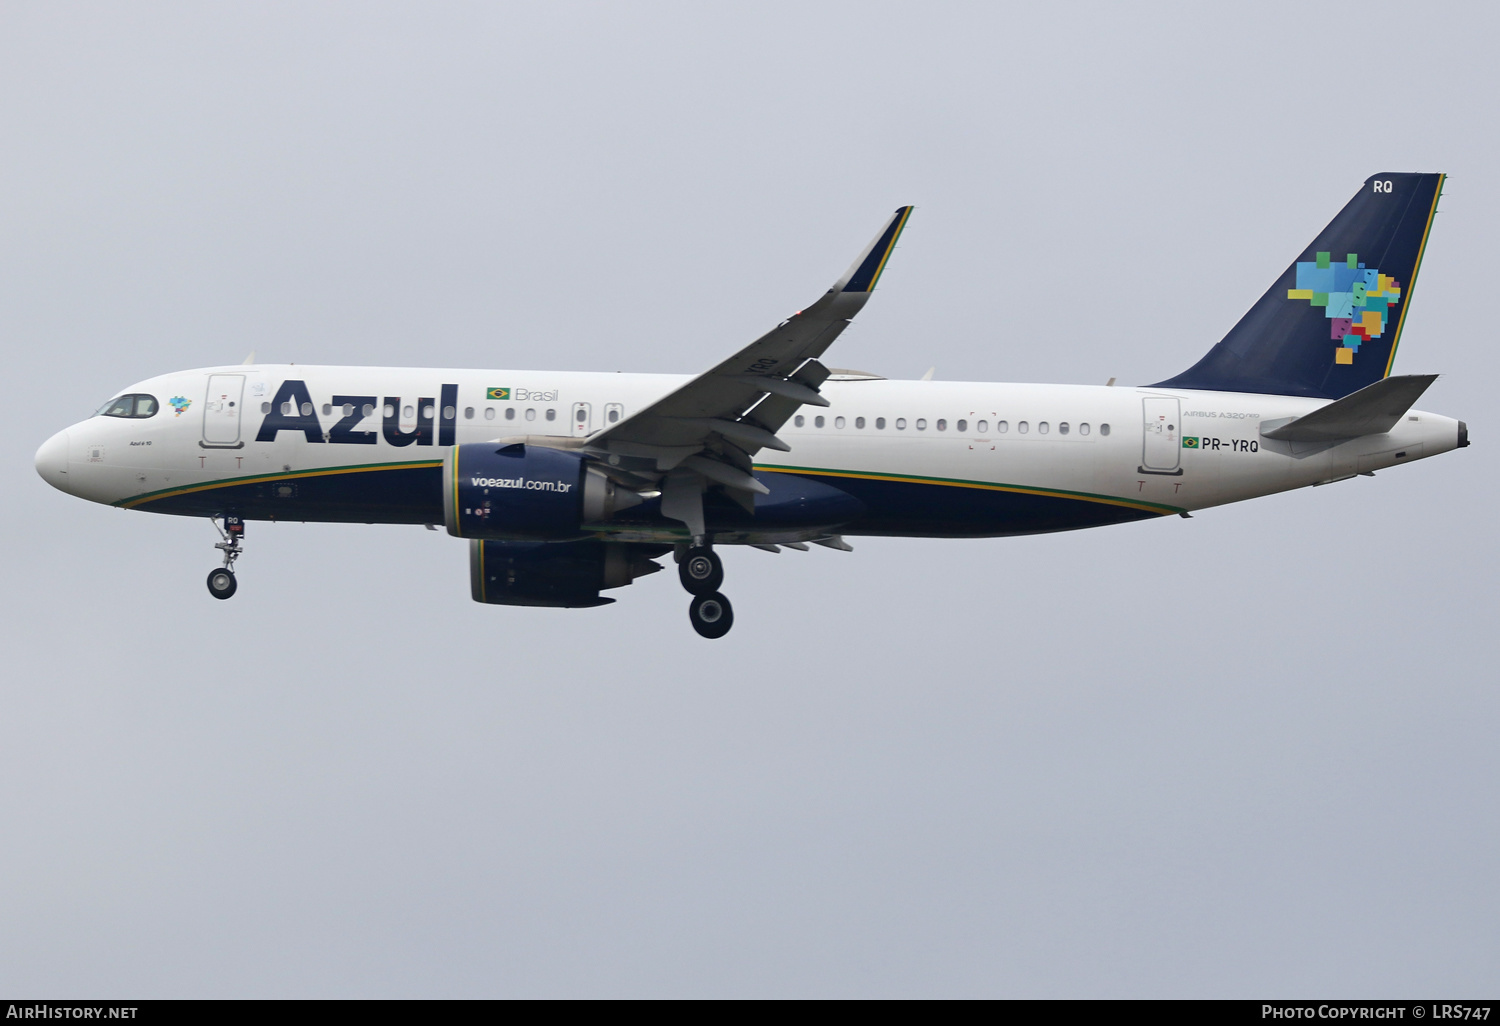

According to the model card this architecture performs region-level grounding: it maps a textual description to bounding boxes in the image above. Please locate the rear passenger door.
[1140,396,1181,473]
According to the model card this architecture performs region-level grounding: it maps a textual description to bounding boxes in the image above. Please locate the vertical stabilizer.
[1153,173,1444,399]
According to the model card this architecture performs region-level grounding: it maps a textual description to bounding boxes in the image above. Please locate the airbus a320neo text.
[36,174,1466,637]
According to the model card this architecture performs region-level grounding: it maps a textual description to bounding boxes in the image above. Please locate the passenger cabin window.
[1018,421,1029,434]
[855,417,865,429]
[915,418,926,430]
[795,415,805,427]
[896,418,907,430]
[1038,421,1049,434]
[464,407,474,419]
[996,420,1008,433]
[545,409,556,422]
[607,408,621,423]
[363,403,375,418]
[525,408,536,421]
[1059,422,1069,435]
[1099,423,1111,436]
[1079,422,1090,435]
[98,394,158,419]
[876,417,886,429]
[976,420,987,433]
[505,408,516,421]
[834,416,845,428]
[956,419,966,432]
[815,416,825,428]
[937,419,947,431]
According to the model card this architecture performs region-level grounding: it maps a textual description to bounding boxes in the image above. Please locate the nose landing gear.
[206,515,244,600]
[679,546,733,638]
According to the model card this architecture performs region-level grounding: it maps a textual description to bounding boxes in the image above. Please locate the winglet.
[837,206,913,293]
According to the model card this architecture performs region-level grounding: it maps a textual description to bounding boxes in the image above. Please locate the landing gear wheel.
[689,591,734,639]
[206,568,237,600]
[679,548,724,595]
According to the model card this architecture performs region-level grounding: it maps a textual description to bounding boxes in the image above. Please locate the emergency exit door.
[571,402,592,437]
[1140,396,1182,474]
[202,374,245,448]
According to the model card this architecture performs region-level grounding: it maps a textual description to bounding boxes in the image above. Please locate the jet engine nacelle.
[442,442,642,540]
[469,538,665,607]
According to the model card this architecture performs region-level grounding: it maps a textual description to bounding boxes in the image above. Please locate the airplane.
[34,173,1466,638]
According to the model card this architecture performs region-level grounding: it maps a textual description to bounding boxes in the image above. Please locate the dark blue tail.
[1152,173,1444,399]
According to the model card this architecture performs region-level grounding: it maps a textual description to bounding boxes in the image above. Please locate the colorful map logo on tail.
[1286,252,1402,366]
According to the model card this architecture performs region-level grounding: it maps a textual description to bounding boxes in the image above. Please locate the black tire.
[206,568,237,600]
[679,548,724,595]
[689,592,734,639]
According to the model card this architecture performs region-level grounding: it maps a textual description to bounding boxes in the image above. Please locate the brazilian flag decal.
[486,387,510,400]
[1182,436,1200,448]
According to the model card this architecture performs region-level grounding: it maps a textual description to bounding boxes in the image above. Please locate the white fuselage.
[35,364,1463,538]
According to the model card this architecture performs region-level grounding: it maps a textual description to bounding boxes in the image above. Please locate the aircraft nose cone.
[34,429,71,492]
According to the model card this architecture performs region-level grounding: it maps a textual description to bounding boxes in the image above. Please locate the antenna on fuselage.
[920,367,935,381]
[242,351,256,365]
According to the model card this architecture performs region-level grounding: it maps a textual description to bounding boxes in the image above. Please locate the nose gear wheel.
[206,515,245,599]
[206,568,237,599]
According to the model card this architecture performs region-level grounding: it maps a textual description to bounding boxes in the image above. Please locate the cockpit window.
[96,394,159,419]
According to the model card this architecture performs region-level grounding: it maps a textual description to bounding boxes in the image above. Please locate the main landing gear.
[679,546,733,638]
[206,515,244,600]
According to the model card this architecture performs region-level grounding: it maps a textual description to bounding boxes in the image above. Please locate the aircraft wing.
[582,206,912,515]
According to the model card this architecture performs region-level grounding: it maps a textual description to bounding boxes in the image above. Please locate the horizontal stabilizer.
[1261,374,1437,442]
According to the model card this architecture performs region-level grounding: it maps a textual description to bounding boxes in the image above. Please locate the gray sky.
[3,1,1496,997]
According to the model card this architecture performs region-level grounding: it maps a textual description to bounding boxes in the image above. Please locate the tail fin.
[1152,173,1444,399]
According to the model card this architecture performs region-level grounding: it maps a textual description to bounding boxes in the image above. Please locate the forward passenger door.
[202,374,245,448]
